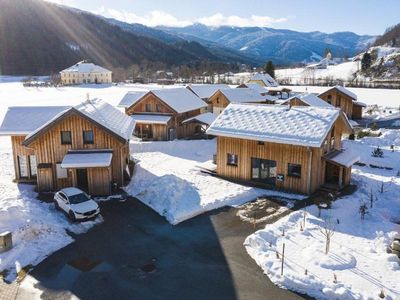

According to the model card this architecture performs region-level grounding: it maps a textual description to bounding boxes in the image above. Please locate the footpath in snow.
[245,130,400,300]
[0,137,101,280]
[125,139,305,224]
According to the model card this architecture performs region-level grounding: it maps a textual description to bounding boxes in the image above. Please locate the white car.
[54,187,100,221]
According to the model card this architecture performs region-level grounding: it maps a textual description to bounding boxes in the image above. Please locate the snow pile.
[125,139,305,224]
[245,130,400,300]
[0,137,101,280]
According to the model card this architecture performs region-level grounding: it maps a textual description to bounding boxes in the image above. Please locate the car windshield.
[68,192,90,204]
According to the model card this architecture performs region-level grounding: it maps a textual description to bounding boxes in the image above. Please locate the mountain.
[157,24,376,65]
[0,0,256,76]
[373,23,400,47]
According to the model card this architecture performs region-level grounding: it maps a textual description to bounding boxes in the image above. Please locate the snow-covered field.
[245,130,400,300]
[0,137,102,280]
[125,139,305,224]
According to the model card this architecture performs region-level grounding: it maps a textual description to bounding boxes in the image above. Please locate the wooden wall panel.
[11,135,35,180]
[319,89,354,119]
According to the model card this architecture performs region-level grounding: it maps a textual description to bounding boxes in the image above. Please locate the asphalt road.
[17,198,311,300]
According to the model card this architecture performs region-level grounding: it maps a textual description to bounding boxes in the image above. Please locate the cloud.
[94,8,287,28]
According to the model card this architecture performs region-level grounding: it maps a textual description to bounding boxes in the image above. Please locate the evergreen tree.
[361,52,372,71]
[264,60,275,78]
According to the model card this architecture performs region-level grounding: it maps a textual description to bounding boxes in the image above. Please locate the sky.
[45,0,399,35]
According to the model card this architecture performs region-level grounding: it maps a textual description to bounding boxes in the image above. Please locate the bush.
[357,130,370,139]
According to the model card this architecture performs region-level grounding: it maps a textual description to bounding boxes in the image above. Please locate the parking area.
[16,197,311,300]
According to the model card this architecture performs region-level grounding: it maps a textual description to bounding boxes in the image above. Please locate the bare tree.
[320,218,335,254]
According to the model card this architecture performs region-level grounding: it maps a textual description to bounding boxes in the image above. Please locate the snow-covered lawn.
[125,139,305,224]
[0,137,102,281]
[245,130,400,300]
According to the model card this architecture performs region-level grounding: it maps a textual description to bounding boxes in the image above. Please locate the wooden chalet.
[120,88,207,141]
[281,93,333,108]
[318,86,366,120]
[186,84,231,112]
[0,99,135,196]
[207,104,359,195]
[247,73,291,99]
[209,88,270,115]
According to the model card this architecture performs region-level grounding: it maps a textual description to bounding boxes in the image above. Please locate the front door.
[76,169,88,192]
[325,163,339,184]
[251,158,277,186]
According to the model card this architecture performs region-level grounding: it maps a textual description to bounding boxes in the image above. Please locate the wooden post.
[281,243,285,276]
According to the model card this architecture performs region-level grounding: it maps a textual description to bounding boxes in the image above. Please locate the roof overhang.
[323,150,360,168]
[131,114,171,125]
[61,150,113,168]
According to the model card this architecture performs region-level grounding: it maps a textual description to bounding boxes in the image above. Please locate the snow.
[131,114,171,124]
[207,104,342,147]
[60,61,111,74]
[244,130,400,300]
[150,88,207,113]
[284,93,333,108]
[61,150,113,168]
[282,85,400,108]
[124,139,305,224]
[219,88,267,103]
[239,83,269,94]
[324,149,360,168]
[249,73,279,87]
[0,106,70,135]
[320,86,357,100]
[187,84,231,99]
[117,90,148,108]
[0,136,102,281]
[182,112,216,126]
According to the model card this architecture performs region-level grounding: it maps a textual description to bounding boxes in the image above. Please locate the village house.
[248,73,292,99]
[60,60,112,85]
[280,93,333,108]
[318,86,366,120]
[119,88,208,141]
[207,104,359,195]
[237,83,269,96]
[186,84,231,112]
[209,88,271,115]
[0,99,135,196]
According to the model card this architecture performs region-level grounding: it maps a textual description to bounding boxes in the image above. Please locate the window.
[336,95,341,107]
[18,155,28,178]
[251,158,277,185]
[61,131,72,144]
[216,97,220,104]
[145,103,152,112]
[258,141,265,146]
[227,153,238,166]
[83,130,94,144]
[288,163,301,178]
[29,155,37,178]
[327,94,332,104]
[156,104,162,112]
[56,163,68,179]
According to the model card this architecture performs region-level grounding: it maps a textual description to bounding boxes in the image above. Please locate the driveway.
[17,198,311,300]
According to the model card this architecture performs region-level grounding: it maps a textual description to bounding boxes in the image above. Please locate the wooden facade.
[11,111,130,196]
[215,116,352,195]
[352,103,363,120]
[125,92,201,140]
[319,88,355,119]
[209,90,232,115]
[284,97,308,107]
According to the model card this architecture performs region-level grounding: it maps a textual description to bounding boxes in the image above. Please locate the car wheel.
[68,210,76,222]
[54,200,60,210]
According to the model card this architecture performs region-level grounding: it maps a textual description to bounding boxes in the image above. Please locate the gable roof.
[118,91,148,108]
[319,85,357,100]
[187,84,231,99]
[23,99,135,145]
[207,103,346,148]
[238,83,269,94]
[0,106,71,135]
[182,112,217,126]
[60,61,111,74]
[249,73,279,87]
[130,88,206,114]
[284,93,333,108]
[217,88,267,103]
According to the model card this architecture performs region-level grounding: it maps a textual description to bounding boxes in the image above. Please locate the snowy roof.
[238,83,269,94]
[187,84,231,99]
[118,91,148,108]
[61,150,113,168]
[131,114,171,125]
[218,88,267,103]
[323,149,360,168]
[207,104,342,147]
[61,187,86,197]
[182,112,217,126]
[150,88,206,113]
[248,73,279,87]
[284,93,333,108]
[0,106,70,135]
[24,99,135,145]
[320,86,357,100]
[60,61,111,74]
[353,101,367,107]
